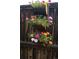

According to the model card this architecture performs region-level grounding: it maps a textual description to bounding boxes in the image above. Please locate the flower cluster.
[29,32,53,47]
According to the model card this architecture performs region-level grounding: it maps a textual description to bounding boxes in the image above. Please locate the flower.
[44,33,48,36]
[43,32,50,36]
[41,1,45,6]
[26,17,29,20]
[41,32,44,34]
[47,32,50,35]
[31,38,38,43]
[31,16,36,21]
[31,38,35,42]
[35,34,40,39]
[48,16,53,20]
[30,34,34,37]
[49,41,53,45]
[41,32,50,36]
[34,39,38,43]
[49,20,53,23]
[42,1,45,3]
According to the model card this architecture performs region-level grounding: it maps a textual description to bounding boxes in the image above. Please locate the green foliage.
[39,34,53,43]
[28,16,50,29]
[48,35,53,40]
[32,1,42,8]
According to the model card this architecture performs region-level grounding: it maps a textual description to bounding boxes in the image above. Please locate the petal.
[34,39,38,43]
[31,38,35,41]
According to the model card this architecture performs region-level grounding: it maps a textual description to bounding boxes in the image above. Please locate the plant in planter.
[39,32,53,46]
[28,16,51,29]
[28,31,53,47]
[31,0,45,8]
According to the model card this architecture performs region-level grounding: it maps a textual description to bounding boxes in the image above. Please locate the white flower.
[34,39,38,43]
[31,38,35,41]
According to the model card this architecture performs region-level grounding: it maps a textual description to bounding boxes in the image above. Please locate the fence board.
[28,48,33,59]
[24,48,28,59]
[20,47,58,59]
[36,49,41,59]
[40,48,47,59]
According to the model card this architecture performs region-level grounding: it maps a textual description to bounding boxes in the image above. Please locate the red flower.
[41,32,44,34]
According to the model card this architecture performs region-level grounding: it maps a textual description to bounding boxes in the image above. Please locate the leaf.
[32,1,42,8]
[28,16,50,29]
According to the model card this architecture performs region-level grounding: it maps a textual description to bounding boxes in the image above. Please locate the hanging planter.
[28,16,53,29]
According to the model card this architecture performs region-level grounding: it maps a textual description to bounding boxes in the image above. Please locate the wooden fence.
[20,41,58,59]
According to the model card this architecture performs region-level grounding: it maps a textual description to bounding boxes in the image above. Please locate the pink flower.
[35,34,40,39]
[49,20,53,23]
[26,17,29,20]
[48,16,53,20]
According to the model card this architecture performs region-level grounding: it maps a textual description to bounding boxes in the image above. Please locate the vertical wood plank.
[21,48,25,59]
[47,48,52,59]
[50,48,53,59]
[40,48,47,59]
[20,48,23,59]
[24,48,28,59]
[33,48,36,59]
[36,49,40,59]
[28,48,33,59]
[52,48,58,59]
